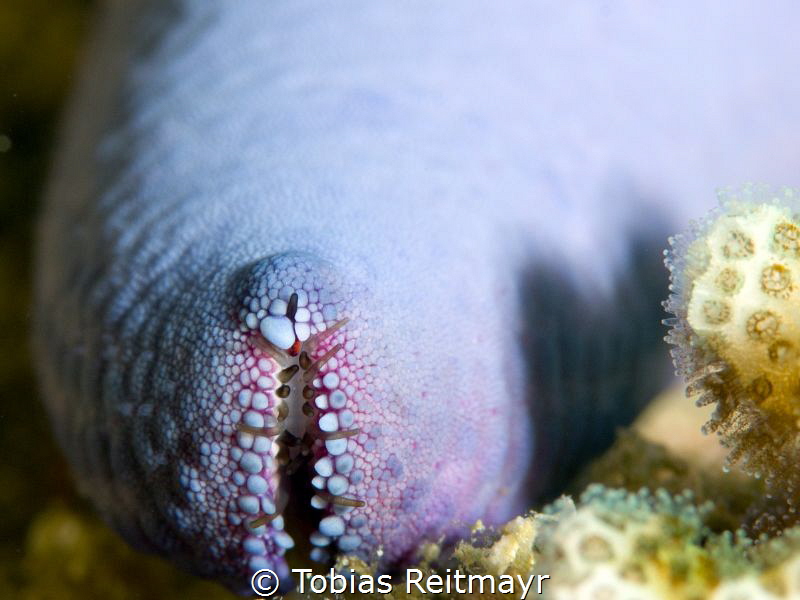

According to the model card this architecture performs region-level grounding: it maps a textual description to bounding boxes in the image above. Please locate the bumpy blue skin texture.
[35,1,800,594]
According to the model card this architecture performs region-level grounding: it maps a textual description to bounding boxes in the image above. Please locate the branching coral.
[664,185,800,495]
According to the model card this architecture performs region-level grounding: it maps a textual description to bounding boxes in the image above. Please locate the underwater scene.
[7,2,800,599]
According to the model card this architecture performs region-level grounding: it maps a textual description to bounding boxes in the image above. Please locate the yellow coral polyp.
[665,185,800,491]
[685,203,800,419]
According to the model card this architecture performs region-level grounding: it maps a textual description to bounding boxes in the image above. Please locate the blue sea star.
[34,1,800,594]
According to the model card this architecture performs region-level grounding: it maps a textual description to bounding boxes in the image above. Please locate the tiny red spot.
[288,339,302,356]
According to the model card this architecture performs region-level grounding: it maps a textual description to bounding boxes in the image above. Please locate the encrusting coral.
[664,185,800,502]
[296,484,800,600]
[12,473,800,598]
[533,485,720,599]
